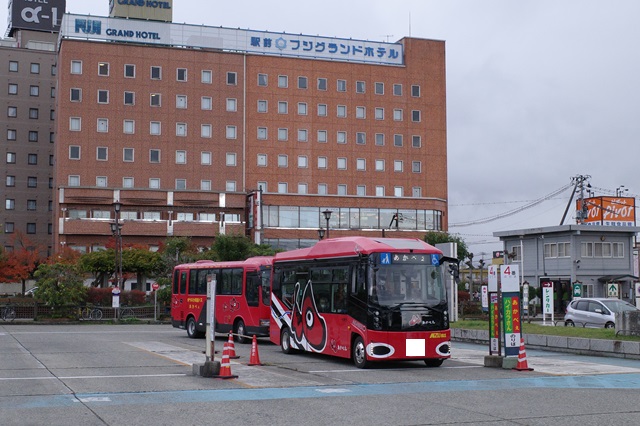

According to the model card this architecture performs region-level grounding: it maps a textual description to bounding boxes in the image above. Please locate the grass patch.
[453,319,640,342]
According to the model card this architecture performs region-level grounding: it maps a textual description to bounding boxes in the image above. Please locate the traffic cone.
[227,331,240,359]
[513,338,534,371]
[248,335,262,366]
[214,342,238,379]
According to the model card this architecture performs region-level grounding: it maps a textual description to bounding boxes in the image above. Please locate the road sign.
[573,282,582,298]
[607,283,619,298]
[500,264,519,292]
[152,283,159,291]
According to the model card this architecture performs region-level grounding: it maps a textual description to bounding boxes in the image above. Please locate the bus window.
[189,269,210,295]
[246,273,259,307]
[179,271,187,294]
[261,268,271,306]
[172,269,180,295]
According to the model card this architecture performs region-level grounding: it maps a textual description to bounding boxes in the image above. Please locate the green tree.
[123,248,163,290]
[211,234,276,261]
[33,262,86,306]
[78,249,115,287]
[423,231,469,261]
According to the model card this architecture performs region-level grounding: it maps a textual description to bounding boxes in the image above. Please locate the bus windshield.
[369,263,446,308]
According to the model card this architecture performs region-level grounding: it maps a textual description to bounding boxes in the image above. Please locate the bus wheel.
[352,336,369,369]
[281,328,295,354]
[186,317,202,339]
[235,320,248,344]
[424,359,444,367]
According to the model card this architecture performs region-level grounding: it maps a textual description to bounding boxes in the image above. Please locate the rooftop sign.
[578,196,636,227]
[8,0,66,35]
[109,0,173,23]
[61,14,404,66]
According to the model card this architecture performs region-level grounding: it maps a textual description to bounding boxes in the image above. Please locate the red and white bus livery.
[269,237,457,368]
[171,256,273,343]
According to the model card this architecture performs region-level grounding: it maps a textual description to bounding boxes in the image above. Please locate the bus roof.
[176,256,273,270]
[274,237,442,263]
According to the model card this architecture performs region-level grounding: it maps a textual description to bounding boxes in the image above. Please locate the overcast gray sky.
[4,0,639,259]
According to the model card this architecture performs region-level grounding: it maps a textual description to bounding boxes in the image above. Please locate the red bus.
[269,237,458,368]
[171,256,273,343]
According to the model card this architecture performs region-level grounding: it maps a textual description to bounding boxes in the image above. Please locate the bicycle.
[1,305,16,321]
[120,307,135,320]
[80,306,103,321]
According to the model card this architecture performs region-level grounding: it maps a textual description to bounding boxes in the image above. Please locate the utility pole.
[561,174,591,225]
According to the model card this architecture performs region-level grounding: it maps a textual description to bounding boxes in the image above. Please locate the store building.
[54,9,448,253]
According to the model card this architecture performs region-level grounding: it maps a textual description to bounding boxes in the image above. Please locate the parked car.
[564,297,639,328]
[24,287,38,296]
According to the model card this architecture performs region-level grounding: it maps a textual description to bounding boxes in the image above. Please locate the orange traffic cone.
[214,342,238,379]
[227,331,240,359]
[513,338,534,371]
[248,335,262,366]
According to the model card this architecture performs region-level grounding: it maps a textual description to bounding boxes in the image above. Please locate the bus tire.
[235,319,248,344]
[186,316,203,339]
[352,336,370,369]
[280,327,295,354]
[424,359,444,367]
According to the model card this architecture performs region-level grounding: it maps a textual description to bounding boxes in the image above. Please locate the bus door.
[172,269,189,324]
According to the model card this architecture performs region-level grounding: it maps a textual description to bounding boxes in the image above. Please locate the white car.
[564,298,639,328]
[24,287,38,296]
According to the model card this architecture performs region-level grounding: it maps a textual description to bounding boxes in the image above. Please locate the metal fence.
[0,302,167,322]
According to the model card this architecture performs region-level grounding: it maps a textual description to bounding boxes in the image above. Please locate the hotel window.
[201,180,212,191]
[257,73,268,86]
[124,91,135,105]
[298,155,308,168]
[202,70,212,83]
[298,76,308,89]
[177,68,187,82]
[9,61,18,72]
[412,161,422,173]
[317,78,327,91]
[6,152,16,164]
[70,117,81,131]
[98,90,109,104]
[124,64,135,78]
[257,154,267,167]
[150,93,161,107]
[412,135,422,148]
[28,131,38,142]
[375,82,384,95]
[337,79,347,92]
[226,126,237,139]
[30,85,39,96]
[412,187,422,198]
[317,130,327,143]
[97,118,108,133]
[7,106,17,118]
[7,129,16,140]
[28,154,37,165]
[257,100,268,113]
[298,183,308,194]
[356,158,366,171]
[278,128,288,141]
[375,159,385,171]
[123,148,134,162]
[98,62,109,76]
[337,157,347,170]
[149,178,160,189]
[176,95,187,109]
[394,134,403,147]
[176,179,187,190]
[70,88,81,101]
[27,199,37,209]
[226,98,237,112]
[26,223,36,234]
[123,120,135,134]
[278,101,288,114]
[337,105,346,118]
[150,121,161,135]
[29,108,38,119]
[411,85,421,97]
[201,124,212,138]
[393,84,402,96]
[96,176,107,187]
[356,106,366,119]
[318,156,327,169]
[318,183,328,195]
[151,66,161,80]
[69,146,81,160]
[51,65,57,76]
[176,150,187,164]
[613,242,625,258]
[51,87,56,98]
[201,96,212,110]
[227,72,237,85]
[375,108,384,120]
[68,175,80,186]
[337,131,346,144]
[278,183,288,194]
[356,81,365,93]
[278,75,288,88]
[226,181,237,192]
[149,149,160,163]
[226,153,237,166]
[8,83,18,95]
[71,60,82,74]
[297,129,308,142]
[393,109,403,121]
[375,133,385,146]
[123,177,134,188]
[356,132,366,145]
[298,102,307,115]
[5,199,15,210]
[412,110,421,122]
[257,127,267,140]
[201,151,212,165]
[6,176,15,187]
[97,147,108,161]
[394,187,404,197]
[278,155,288,168]
[176,123,187,137]
[394,160,403,172]
[357,185,366,196]
[317,104,327,116]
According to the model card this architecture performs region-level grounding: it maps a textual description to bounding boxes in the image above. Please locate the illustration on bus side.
[290,280,327,352]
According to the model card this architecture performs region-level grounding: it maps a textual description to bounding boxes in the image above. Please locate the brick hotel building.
[54,12,448,253]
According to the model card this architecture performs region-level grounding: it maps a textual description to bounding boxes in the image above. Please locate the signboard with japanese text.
[62,14,404,66]
[9,0,65,35]
[487,265,498,292]
[607,283,619,298]
[500,264,519,292]
[541,281,554,324]
[502,293,522,356]
[573,282,582,298]
[522,282,529,314]
[578,196,636,226]
[489,293,499,354]
[481,285,488,312]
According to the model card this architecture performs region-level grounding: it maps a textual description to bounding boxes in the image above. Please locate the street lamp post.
[111,202,123,289]
[317,228,325,240]
[322,209,332,239]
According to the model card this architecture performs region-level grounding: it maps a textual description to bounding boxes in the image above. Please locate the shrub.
[121,290,146,306]
[86,287,113,306]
